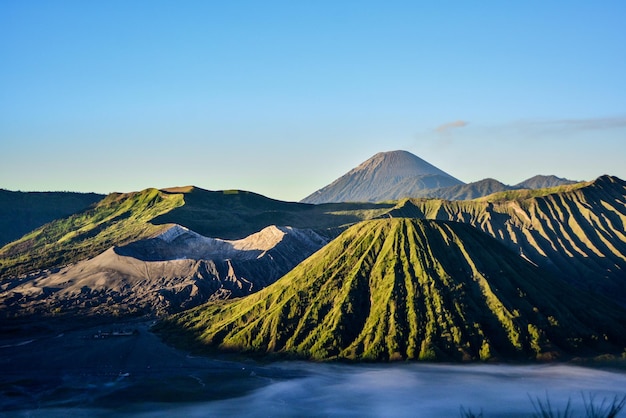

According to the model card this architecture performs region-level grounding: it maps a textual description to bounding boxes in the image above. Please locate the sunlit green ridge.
[0,189,184,277]
[383,176,626,301]
[158,218,626,362]
[0,186,391,278]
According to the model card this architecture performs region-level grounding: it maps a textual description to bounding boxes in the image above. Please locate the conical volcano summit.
[301,150,464,203]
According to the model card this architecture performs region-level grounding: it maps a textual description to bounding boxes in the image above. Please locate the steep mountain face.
[300,150,464,203]
[0,189,103,247]
[384,176,626,304]
[0,225,328,317]
[159,218,626,362]
[515,175,577,189]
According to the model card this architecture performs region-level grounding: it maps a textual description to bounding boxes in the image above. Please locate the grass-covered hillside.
[158,218,626,362]
[0,187,392,279]
[0,189,184,278]
[384,176,626,303]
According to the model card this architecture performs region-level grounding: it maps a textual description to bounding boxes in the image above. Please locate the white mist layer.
[21,363,626,418]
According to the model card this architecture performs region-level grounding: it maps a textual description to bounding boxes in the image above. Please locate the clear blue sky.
[2,1,625,201]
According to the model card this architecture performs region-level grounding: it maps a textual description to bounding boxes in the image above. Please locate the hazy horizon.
[2,1,625,201]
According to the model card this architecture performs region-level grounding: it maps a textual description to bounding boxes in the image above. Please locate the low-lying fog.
[2,321,625,417]
[120,363,626,418]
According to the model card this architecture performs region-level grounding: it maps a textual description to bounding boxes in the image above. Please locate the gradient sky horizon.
[2,1,625,202]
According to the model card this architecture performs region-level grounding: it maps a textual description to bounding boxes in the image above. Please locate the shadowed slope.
[417,178,513,200]
[159,218,626,362]
[385,176,626,302]
[0,189,104,247]
[151,187,391,239]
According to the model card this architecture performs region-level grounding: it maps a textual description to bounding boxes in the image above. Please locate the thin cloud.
[436,120,469,133]
[543,116,626,131]
[509,115,626,134]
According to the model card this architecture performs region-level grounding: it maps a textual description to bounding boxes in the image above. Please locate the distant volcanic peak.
[301,150,464,203]
[166,217,626,362]
[352,150,460,179]
[514,175,578,190]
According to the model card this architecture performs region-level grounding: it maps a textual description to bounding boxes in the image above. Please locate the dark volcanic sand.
[0,317,299,414]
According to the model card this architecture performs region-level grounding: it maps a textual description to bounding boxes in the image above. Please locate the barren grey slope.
[0,224,328,317]
[301,150,463,203]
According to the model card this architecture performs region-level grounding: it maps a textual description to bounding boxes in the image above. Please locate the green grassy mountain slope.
[0,189,185,278]
[0,189,104,247]
[159,218,626,362]
[383,176,626,303]
[0,187,392,279]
